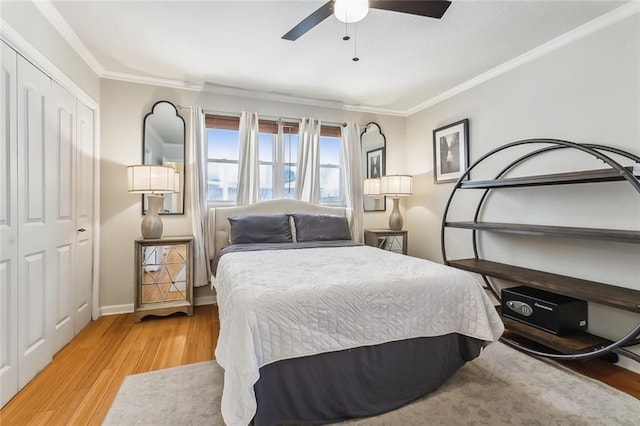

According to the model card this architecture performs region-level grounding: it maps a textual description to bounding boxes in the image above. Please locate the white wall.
[99,79,406,311]
[1,1,100,101]
[405,12,640,371]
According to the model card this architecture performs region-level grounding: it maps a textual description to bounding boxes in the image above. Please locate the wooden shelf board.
[448,258,640,312]
[500,312,610,354]
[460,166,635,189]
[444,221,640,244]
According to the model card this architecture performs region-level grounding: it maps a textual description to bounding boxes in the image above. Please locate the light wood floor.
[0,305,218,425]
[1,304,638,425]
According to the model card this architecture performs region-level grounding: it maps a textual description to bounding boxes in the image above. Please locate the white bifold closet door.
[0,40,95,408]
[75,100,94,334]
[0,39,19,409]
[51,80,76,354]
[16,52,56,391]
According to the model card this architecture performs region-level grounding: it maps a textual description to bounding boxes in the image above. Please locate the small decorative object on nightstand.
[134,235,193,322]
[364,229,408,255]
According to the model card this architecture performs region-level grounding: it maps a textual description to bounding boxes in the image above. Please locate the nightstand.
[364,229,408,255]
[134,236,194,322]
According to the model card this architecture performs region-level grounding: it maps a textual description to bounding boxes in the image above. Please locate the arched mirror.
[361,122,386,212]
[143,101,185,214]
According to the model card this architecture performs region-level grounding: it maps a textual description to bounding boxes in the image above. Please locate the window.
[205,114,343,204]
[206,115,240,203]
[319,135,342,203]
[256,121,299,201]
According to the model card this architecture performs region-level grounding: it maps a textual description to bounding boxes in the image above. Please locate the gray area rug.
[103,342,639,425]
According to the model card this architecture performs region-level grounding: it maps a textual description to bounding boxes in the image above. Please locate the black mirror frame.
[142,100,186,215]
[361,122,387,212]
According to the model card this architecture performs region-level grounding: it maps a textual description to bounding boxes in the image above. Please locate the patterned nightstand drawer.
[364,229,408,255]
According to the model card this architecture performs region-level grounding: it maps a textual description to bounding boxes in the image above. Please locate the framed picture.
[367,147,384,179]
[433,119,469,184]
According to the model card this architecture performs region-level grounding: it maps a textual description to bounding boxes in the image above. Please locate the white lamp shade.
[174,172,180,192]
[363,178,381,196]
[380,175,413,197]
[334,0,369,23]
[127,165,176,194]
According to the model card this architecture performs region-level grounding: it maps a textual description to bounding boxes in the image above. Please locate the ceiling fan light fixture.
[334,0,369,24]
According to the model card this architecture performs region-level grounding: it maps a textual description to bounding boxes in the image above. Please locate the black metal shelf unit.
[441,139,640,363]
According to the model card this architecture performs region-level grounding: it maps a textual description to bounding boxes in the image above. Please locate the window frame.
[205,113,344,207]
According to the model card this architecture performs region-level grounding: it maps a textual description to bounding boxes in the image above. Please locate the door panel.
[75,101,93,332]
[52,82,76,353]
[0,41,18,408]
[17,56,54,388]
[23,252,46,354]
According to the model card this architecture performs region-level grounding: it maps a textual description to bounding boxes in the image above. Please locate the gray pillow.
[228,214,293,244]
[292,214,351,242]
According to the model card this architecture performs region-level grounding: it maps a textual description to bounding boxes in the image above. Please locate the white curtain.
[295,118,321,203]
[341,122,364,243]
[189,106,210,287]
[236,112,260,205]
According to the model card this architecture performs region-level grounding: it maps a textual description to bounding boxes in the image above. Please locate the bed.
[207,199,504,426]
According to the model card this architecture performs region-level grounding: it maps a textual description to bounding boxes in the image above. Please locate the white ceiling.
[45,0,627,114]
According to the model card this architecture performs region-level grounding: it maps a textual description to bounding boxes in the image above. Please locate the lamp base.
[388,197,403,231]
[141,195,164,239]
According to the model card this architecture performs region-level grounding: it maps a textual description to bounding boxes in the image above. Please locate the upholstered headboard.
[207,199,349,261]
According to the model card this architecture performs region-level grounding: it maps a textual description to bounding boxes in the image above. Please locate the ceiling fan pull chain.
[352,24,359,62]
[343,21,350,41]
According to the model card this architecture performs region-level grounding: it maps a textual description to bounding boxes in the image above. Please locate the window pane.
[208,129,239,161]
[320,166,342,203]
[319,137,340,165]
[207,161,237,202]
[283,165,296,199]
[259,164,273,201]
[258,133,274,162]
[283,134,298,164]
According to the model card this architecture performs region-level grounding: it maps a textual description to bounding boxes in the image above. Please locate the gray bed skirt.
[253,333,484,425]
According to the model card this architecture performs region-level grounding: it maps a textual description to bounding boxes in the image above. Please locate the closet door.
[0,41,19,408]
[74,101,93,332]
[16,56,55,388]
[51,82,77,353]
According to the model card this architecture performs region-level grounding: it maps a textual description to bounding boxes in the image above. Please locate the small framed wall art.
[433,119,469,184]
[367,147,384,179]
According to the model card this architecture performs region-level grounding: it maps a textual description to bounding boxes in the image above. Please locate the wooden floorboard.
[0,305,217,425]
[1,303,637,425]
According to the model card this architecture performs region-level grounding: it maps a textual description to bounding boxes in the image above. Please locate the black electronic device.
[502,286,587,336]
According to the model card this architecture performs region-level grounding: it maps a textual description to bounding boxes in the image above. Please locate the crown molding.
[201,82,345,110]
[101,70,204,92]
[405,1,640,116]
[33,0,105,77]
[343,103,408,117]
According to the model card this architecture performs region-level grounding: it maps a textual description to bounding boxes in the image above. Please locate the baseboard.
[100,296,217,317]
[100,304,134,316]
[194,295,217,306]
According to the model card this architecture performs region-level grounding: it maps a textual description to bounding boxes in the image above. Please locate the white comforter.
[214,245,504,426]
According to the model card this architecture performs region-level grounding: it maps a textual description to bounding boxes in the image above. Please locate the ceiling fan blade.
[282,1,335,41]
[370,0,452,19]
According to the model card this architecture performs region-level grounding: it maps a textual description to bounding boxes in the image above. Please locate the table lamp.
[127,165,176,239]
[380,175,413,231]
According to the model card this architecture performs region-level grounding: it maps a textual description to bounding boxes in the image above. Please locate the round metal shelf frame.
[440,138,640,362]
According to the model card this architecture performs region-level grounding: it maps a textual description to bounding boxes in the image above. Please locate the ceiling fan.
[282,0,452,41]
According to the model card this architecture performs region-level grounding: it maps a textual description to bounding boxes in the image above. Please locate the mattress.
[214,244,504,426]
